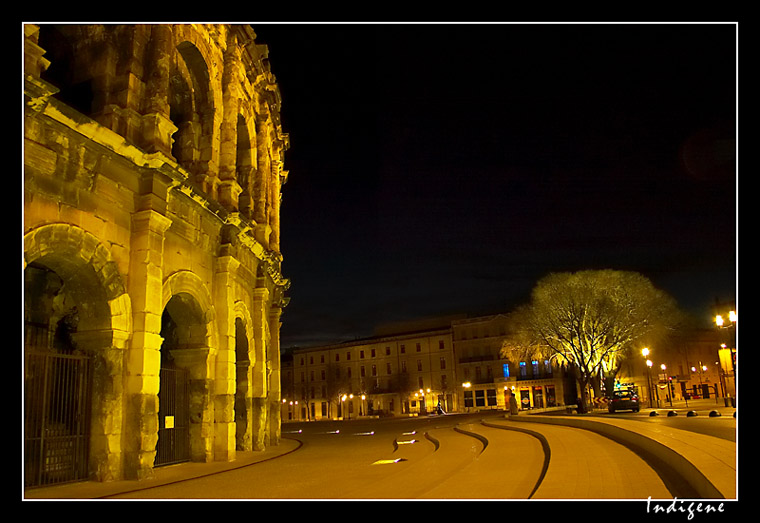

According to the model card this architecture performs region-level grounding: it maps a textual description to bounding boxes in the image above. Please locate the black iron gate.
[155,366,190,466]
[24,350,92,488]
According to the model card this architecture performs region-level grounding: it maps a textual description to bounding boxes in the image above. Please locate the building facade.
[615,328,732,407]
[23,24,289,487]
[452,314,567,413]
[281,315,569,421]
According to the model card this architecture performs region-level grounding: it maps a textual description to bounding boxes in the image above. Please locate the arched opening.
[37,25,95,117]
[23,256,109,487]
[236,114,254,218]
[234,317,251,450]
[155,293,206,466]
[169,41,213,178]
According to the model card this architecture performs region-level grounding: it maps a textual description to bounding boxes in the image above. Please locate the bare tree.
[502,270,683,412]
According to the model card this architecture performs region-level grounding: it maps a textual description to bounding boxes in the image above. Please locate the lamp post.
[715,309,737,405]
[462,382,472,412]
[661,364,673,407]
[643,348,654,408]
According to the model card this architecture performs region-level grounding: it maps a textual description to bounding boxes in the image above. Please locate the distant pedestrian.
[508,390,519,415]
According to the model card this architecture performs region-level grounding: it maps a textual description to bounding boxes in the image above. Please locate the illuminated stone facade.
[23,23,289,484]
[280,315,570,421]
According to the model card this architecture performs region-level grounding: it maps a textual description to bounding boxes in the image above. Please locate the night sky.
[250,23,737,349]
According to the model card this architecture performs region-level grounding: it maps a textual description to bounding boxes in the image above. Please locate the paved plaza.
[24,399,737,501]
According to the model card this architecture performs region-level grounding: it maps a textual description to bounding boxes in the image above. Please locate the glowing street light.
[643,348,655,408]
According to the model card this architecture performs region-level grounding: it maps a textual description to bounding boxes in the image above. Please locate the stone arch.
[170,41,216,179]
[232,300,254,363]
[161,270,218,462]
[232,300,254,450]
[169,30,222,190]
[162,270,217,350]
[23,223,131,482]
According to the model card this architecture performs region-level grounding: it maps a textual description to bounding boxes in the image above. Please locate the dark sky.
[251,23,737,349]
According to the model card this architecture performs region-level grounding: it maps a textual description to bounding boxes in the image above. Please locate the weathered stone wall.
[23,23,289,483]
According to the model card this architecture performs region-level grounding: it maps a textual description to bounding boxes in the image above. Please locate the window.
[401,361,407,373]
[385,346,391,356]
[346,352,351,360]
[400,344,406,354]
[520,361,527,377]
[418,377,424,389]
[335,353,340,362]
[386,362,392,375]
[320,354,325,363]
[544,360,552,375]
[439,340,445,350]
[475,390,486,406]
[347,368,352,378]
[503,363,510,378]
[487,389,497,406]
[416,343,421,352]
[320,369,326,380]
[360,350,365,359]
[371,364,377,377]
[440,357,446,370]
[310,356,314,364]
[441,374,447,388]
[371,348,376,358]
[360,366,366,377]
[532,360,539,376]
[417,360,423,371]
[464,390,474,407]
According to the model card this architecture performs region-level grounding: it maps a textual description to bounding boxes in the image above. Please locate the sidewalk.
[530,398,737,417]
[509,399,737,499]
[637,397,737,415]
[23,438,301,500]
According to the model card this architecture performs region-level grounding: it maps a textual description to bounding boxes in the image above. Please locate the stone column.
[141,25,176,157]
[212,255,241,462]
[267,305,283,446]
[250,286,269,451]
[72,327,129,482]
[217,39,243,212]
[253,114,273,249]
[124,209,171,480]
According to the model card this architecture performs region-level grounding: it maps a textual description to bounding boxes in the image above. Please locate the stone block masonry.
[24,23,289,485]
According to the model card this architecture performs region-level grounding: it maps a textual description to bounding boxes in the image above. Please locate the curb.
[505,414,725,499]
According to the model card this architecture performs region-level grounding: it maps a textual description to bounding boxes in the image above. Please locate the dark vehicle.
[608,391,640,413]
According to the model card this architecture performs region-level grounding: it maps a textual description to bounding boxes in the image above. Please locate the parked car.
[608,391,640,413]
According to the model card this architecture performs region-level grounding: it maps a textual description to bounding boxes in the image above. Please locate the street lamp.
[661,364,673,407]
[643,348,654,408]
[715,308,737,405]
[646,359,659,408]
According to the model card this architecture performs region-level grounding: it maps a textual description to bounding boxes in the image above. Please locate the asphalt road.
[104,411,672,500]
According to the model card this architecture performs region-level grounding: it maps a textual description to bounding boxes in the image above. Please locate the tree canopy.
[501,269,683,408]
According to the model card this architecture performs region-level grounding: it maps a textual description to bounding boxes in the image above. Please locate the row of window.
[298,340,448,367]
[296,358,554,384]
[299,356,449,383]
